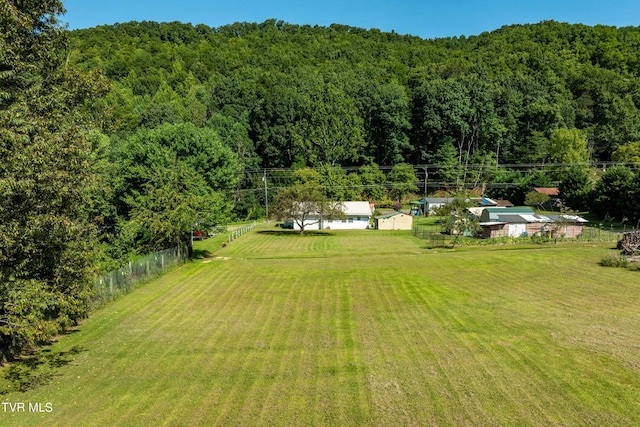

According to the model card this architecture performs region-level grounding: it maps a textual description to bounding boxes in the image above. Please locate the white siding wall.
[292,216,370,230]
[324,216,370,230]
[508,223,527,237]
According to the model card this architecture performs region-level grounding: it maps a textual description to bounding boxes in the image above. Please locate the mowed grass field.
[2,227,640,426]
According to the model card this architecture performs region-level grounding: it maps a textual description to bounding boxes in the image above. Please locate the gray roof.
[482,213,588,225]
[425,198,454,204]
[495,214,528,223]
[375,212,408,219]
[340,201,373,216]
[545,214,589,223]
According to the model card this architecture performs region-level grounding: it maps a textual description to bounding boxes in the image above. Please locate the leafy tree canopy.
[271,180,345,234]
[0,0,105,361]
[68,19,640,168]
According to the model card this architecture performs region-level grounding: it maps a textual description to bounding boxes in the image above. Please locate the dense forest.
[2,1,640,361]
[70,19,640,165]
[67,19,640,221]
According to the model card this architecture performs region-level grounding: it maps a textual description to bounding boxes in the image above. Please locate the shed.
[532,187,560,196]
[479,211,588,239]
[544,214,589,238]
[470,197,499,207]
[495,199,515,208]
[529,187,561,209]
[375,212,413,230]
[423,197,455,215]
[480,207,535,223]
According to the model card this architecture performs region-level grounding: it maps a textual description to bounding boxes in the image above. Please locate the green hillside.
[69,19,640,166]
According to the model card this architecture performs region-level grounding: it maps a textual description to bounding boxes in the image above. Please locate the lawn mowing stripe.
[162,263,258,424]
[83,268,206,421]
[404,278,541,426]
[283,274,321,425]
[212,264,300,426]
[99,263,219,424]
[308,273,328,426]
[391,272,483,425]
[336,276,372,424]
[152,263,251,423]
[412,270,566,425]
[207,267,309,425]
[416,252,640,426]
[417,292,559,425]
[411,257,581,425]
[392,274,489,425]
[34,261,214,425]
[312,273,365,425]
[474,251,640,421]
[202,267,272,424]
[227,275,293,425]
[252,273,310,425]
[353,259,566,425]
[354,271,441,425]
[110,262,249,424]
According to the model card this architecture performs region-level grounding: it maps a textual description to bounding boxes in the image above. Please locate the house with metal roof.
[415,197,455,215]
[295,201,373,231]
[479,207,588,239]
[479,207,537,223]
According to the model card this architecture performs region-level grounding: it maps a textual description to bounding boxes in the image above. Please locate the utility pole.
[423,166,428,198]
[263,169,269,223]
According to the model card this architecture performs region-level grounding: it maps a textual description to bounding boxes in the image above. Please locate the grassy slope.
[1,227,639,426]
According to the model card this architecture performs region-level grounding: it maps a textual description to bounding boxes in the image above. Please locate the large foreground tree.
[0,1,103,361]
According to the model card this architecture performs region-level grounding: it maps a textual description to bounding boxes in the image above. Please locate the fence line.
[228,222,256,243]
[412,223,450,247]
[412,222,622,247]
[92,243,189,305]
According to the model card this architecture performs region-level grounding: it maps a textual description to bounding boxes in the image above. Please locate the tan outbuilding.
[374,212,414,230]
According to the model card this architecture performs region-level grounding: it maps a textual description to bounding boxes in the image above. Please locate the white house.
[424,197,454,215]
[292,201,373,231]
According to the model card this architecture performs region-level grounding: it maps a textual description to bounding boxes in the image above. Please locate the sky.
[62,0,640,39]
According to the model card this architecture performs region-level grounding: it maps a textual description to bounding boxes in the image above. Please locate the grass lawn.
[1,226,639,426]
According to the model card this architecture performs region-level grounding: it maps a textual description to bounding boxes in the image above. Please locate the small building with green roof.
[374,212,413,230]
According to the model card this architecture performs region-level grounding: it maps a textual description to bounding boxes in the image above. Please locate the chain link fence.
[92,244,189,305]
[412,222,451,247]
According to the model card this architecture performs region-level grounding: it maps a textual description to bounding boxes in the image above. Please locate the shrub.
[599,254,629,268]
[627,262,640,272]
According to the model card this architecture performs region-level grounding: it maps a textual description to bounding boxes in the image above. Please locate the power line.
[237,161,639,175]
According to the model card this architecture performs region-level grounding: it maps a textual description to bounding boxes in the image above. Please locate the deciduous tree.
[111,123,238,251]
[271,181,344,234]
[0,0,100,361]
[388,163,418,202]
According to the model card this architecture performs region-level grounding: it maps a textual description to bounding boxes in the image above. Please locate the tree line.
[67,19,640,219]
[2,2,640,361]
